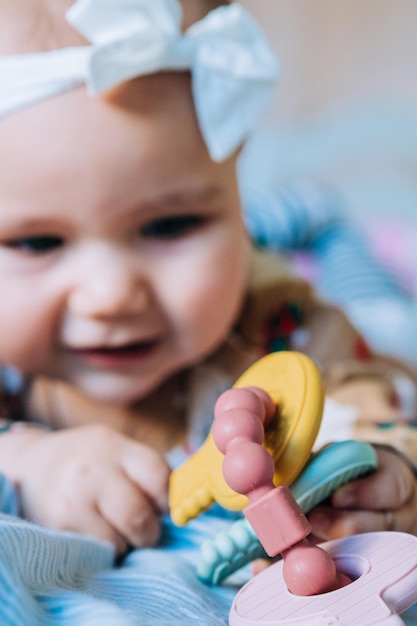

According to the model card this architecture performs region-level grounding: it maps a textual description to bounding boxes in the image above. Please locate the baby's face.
[0,73,249,404]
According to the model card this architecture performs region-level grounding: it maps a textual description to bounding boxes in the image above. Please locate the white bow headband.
[0,0,279,162]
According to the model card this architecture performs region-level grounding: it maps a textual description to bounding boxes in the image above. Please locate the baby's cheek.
[0,306,53,372]
[176,288,237,356]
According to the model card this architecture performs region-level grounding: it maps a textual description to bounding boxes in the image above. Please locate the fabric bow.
[0,0,279,161]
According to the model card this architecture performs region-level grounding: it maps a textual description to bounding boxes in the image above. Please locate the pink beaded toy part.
[169,352,417,624]
[170,352,325,525]
[213,386,350,596]
[214,386,417,625]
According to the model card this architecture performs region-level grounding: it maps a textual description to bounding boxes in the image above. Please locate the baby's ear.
[181,0,230,31]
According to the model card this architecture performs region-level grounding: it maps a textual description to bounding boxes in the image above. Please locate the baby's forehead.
[181,0,229,29]
[0,0,229,55]
[0,1,86,55]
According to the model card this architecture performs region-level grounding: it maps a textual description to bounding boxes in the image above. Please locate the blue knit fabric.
[0,472,415,625]
[0,474,239,625]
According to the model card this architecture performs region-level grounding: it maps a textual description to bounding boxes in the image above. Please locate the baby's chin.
[70,369,176,408]
[77,382,156,408]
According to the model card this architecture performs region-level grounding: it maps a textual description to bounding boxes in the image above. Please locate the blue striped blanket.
[1,471,417,625]
[0,474,238,626]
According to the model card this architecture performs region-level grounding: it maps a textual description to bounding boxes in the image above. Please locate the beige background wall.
[238,1,417,219]
[240,0,417,123]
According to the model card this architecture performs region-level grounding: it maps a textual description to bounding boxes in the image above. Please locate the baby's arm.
[310,356,417,538]
[298,300,417,539]
[0,423,170,554]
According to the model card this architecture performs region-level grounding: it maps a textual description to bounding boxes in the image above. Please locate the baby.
[0,0,416,560]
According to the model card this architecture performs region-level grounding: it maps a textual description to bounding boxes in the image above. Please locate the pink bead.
[222,440,275,495]
[212,408,264,454]
[214,388,266,423]
[282,540,338,596]
[245,386,276,427]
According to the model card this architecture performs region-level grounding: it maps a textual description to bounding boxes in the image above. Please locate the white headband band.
[0,0,279,162]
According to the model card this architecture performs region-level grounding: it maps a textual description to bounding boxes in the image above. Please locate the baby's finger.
[120,441,170,513]
[309,491,417,540]
[251,558,271,576]
[97,469,162,550]
[308,506,395,540]
[332,446,415,511]
[61,507,128,556]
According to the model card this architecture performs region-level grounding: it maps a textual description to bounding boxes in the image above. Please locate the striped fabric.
[0,473,236,625]
[0,467,416,625]
[243,181,417,364]
[242,180,344,249]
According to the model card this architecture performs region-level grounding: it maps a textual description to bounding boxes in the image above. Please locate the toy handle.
[213,387,350,596]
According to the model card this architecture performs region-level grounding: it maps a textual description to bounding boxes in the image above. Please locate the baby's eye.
[141,215,205,239]
[5,235,64,254]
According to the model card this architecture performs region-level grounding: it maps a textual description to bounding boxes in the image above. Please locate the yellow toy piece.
[169,351,324,526]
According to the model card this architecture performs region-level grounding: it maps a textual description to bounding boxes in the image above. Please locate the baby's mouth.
[71,339,160,364]
[88,340,157,354]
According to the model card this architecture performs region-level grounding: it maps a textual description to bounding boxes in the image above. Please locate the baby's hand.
[12,424,170,555]
[308,446,417,539]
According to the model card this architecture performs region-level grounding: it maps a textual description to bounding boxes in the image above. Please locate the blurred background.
[237,1,417,365]
[239,0,417,222]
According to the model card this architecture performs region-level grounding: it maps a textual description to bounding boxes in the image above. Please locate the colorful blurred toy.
[169,352,417,624]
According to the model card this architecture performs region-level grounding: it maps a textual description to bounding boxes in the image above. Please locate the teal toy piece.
[197,440,377,584]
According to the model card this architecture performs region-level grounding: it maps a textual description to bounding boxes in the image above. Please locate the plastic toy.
[212,383,350,595]
[169,352,417,624]
[171,351,370,586]
[197,439,378,584]
[229,531,417,625]
[170,352,324,524]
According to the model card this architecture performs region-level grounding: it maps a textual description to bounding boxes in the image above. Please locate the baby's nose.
[69,249,150,318]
